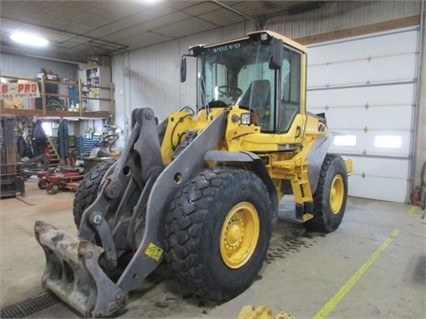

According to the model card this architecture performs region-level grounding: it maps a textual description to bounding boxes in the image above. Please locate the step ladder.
[47,137,61,168]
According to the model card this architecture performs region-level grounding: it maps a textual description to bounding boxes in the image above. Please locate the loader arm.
[117,110,228,291]
[34,108,228,318]
[77,108,164,269]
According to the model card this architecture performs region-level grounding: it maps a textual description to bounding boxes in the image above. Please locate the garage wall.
[112,21,256,133]
[112,1,420,118]
[414,3,426,195]
[112,0,424,203]
[268,1,420,38]
[0,54,78,80]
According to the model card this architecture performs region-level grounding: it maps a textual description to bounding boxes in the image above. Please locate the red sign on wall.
[0,82,40,99]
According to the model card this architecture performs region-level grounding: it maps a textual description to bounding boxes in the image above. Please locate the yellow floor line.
[407,206,419,216]
[313,229,400,319]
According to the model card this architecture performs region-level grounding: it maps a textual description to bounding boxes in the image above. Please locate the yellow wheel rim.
[220,202,260,269]
[330,174,344,215]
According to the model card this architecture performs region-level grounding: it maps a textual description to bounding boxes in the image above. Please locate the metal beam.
[211,1,255,21]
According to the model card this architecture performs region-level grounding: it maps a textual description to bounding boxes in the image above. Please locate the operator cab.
[182,31,307,134]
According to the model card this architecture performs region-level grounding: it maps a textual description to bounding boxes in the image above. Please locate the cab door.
[276,47,306,144]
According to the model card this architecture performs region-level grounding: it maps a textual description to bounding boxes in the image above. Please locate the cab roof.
[189,30,307,54]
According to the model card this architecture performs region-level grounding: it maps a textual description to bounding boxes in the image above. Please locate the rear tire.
[165,167,273,301]
[304,154,348,233]
[38,179,49,190]
[73,160,116,228]
[47,184,59,195]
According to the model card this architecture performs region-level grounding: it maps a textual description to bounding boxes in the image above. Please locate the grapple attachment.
[33,108,228,317]
[34,221,127,317]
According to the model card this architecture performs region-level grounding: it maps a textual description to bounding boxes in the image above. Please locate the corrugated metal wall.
[0,54,91,138]
[112,1,421,125]
[112,20,257,132]
[0,54,78,80]
[268,1,420,38]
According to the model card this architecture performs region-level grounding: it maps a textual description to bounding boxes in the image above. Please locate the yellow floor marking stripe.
[313,229,400,319]
[407,206,419,216]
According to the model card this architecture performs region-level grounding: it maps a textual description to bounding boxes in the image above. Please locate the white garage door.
[306,27,420,203]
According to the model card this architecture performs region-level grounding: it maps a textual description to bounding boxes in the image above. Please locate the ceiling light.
[10,32,49,47]
[140,0,162,4]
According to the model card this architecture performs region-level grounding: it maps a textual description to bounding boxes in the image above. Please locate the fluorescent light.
[140,0,161,4]
[10,32,49,47]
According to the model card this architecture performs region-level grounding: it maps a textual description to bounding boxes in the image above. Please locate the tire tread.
[73,161,115,227]
[305,154,347,232]
[165,167,270,301]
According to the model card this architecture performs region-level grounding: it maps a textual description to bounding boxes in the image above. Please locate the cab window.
[278,48,301,133]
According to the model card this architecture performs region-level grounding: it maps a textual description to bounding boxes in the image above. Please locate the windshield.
[197,39,276,131]
[196,37,302,133]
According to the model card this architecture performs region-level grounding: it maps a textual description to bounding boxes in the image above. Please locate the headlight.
[241,113,251,125]
[240,113,258,125]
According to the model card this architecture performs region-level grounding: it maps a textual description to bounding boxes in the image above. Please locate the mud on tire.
[165,166,273,301]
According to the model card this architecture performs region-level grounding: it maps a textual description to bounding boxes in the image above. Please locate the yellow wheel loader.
[34,30,352,317]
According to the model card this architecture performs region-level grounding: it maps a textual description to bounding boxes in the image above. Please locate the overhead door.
[306,27,420,203]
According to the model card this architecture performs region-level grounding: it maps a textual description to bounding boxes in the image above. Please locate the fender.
[204,150,279,225]
[306,135,333,194]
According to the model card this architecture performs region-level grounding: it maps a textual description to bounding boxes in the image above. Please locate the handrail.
[0,75,114,119]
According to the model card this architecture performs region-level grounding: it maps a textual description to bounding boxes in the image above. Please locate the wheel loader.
[34,30,352,317]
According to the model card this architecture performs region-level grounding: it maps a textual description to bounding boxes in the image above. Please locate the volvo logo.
[213,43,241,53]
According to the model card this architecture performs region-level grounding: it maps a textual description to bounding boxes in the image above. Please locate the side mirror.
[180,56,187,83]
[269,38,283,70]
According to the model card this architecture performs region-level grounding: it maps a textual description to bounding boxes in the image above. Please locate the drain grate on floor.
[1,292,60,318]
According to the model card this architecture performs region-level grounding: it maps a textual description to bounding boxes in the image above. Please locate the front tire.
[165,167,273,301]
[304,154,348,233]
[73,160,116,228]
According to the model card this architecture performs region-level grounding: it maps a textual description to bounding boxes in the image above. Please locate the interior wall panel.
[112,21,252,122]
[127,39,181,121]
[268,1,421,39]
[1,54,78,80]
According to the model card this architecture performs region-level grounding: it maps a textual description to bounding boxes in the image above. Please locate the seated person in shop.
[90,141,110,158]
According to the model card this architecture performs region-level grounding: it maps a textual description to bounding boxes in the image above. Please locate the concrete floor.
[1,177,425,319]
